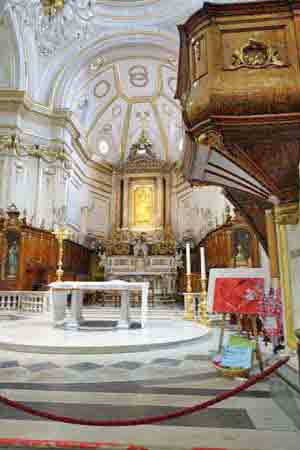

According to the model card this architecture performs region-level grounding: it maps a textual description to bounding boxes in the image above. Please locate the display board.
[207,268,269,314]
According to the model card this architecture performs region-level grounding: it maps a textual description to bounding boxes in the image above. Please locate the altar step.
[82,306,184,320]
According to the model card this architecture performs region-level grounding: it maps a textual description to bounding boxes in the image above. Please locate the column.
[274,203,299,350]
[156,176,163,228]
[118,290,131,329]
[111,171,118,231]
[165,174,171,227]
[141,282,149,328]
[123,176,129,229]
[51,289,67,327]
[65,289,84,329]
[265,209,280,281]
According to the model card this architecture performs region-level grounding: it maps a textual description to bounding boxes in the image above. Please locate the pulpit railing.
[0,291,50,314]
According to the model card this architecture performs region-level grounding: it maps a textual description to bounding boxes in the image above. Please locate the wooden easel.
[218,312,264,372]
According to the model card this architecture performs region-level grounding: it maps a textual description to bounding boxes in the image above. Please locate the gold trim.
[151,101,169,160]
[265,209,280,279]
[277,223,296,349]
[87,94,119,137]
[120,103,132,161]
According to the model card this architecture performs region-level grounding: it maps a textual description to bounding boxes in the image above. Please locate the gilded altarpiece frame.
[130,181,156,231]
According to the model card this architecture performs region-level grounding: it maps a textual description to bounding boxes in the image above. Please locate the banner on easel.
[207,268,269,314]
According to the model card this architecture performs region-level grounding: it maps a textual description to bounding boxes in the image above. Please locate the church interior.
[0,1,300,449]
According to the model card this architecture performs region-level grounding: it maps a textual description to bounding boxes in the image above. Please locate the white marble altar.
[49,280,149,329]
[104,256,177,302]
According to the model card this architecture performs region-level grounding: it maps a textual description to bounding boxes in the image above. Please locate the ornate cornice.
[115,157,173,174]
[0,89,113,174]
[0,134,68,164]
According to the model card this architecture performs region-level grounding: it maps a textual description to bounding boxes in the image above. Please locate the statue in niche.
[232,228,252,267]
[6,240,18,277]
[175,249,184,270]
[132,234,148,258]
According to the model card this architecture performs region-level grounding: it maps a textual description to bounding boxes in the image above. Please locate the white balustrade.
[0,291,49,314]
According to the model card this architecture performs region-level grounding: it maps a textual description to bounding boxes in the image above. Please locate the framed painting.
[207,268,270,314]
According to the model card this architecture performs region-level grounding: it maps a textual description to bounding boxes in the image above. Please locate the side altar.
[98,128,183,304]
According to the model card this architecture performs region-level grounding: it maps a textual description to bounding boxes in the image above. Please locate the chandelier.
[8,0,96,56]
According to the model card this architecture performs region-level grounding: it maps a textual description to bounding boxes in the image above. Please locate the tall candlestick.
[53,226,70,282]
[200,246,206,279]
[186,242,191,274]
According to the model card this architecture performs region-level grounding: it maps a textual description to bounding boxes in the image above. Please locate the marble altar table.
[49,280,149,329]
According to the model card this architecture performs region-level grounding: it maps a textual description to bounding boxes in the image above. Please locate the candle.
[200,246,206,279]
[186,242,191,274]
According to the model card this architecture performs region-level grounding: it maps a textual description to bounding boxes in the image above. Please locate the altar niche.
[102,149,179,305]
[114,171,169,239]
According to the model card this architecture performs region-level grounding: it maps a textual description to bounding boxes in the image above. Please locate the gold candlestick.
[53,226,70,282]
[199,277,210,326]
[184,273,194,320]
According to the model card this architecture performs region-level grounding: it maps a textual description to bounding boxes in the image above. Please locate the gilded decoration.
[105,228,130,256]
[151,225,176,256]
[274,203,299,225]
[231,39,284,69]
[132,185,154,227]
[0,135,68,163]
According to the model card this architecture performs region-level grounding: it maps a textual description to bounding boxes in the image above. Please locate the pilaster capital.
[274,202,299,225]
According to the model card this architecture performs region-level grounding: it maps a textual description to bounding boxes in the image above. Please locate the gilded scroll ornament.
[0,135,68,163]
[231,39,284,69]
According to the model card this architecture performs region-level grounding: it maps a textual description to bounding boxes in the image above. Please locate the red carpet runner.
[0,439,226,450]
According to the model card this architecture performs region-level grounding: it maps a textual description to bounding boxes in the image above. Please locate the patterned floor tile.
[0,360,19,369]
[109,361,144,370]
[26,362,60,372]
[184,354,211,361]
[150,358,182,367]
[67,362,104,372]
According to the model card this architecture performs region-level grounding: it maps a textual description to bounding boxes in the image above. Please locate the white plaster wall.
[67,180,81,231]
[0,20,13,87]
[174,184,233,243]
[87,192,110,238]
[286,223,300,332]
[259,243,271,284]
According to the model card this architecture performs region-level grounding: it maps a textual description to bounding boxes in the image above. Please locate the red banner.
[213,277,264,314]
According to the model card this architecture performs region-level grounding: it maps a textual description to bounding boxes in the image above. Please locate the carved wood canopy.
[176,0,300,245]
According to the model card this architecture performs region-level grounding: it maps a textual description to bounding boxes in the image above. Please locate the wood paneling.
[0,215,92,291]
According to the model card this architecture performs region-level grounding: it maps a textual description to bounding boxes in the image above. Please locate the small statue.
[21,208,27,225]
[234,244,249,267]
[175,249,184,269]
[7,241,18,277]
[98,250,107,269]
[133,235,148,257]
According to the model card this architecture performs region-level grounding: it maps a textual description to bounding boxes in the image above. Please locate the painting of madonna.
[213,277,264,314]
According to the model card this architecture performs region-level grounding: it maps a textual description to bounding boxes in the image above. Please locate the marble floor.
[0,312,299,450]
[0,314,209,354]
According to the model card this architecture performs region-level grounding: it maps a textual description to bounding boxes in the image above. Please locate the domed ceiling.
[6,0,208,166]
[73,47,183,166]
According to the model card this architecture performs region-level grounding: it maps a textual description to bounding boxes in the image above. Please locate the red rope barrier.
[0,357,288,427]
